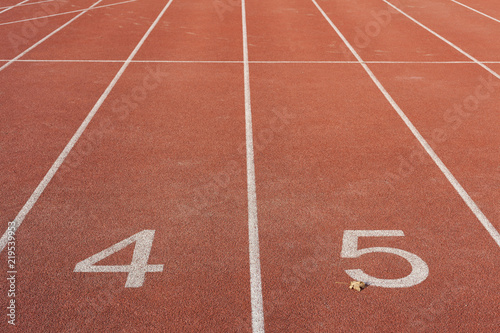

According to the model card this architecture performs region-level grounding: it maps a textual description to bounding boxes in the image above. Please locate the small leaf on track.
[349,281,366,292]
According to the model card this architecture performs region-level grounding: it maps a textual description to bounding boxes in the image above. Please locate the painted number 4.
[341,230,429,288]
[74,230,163,288]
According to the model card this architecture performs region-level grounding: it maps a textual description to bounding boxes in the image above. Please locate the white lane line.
[251,60,500,64]
[0,0,176,253]
[0,0,105,73]
[241,0,265,332]
[0,0,137,26]
[311,0,500,248]
[0,0,30,14]
[4,59,500,64]
[0,0,55,11]
[451,0,500,24]
[381,0,500,80]
[0,59,243,63]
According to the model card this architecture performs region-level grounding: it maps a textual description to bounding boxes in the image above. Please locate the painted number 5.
[341,230,429,288]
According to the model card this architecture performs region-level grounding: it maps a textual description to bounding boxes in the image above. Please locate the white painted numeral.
[74,230,163,288]
[341,230,429,288]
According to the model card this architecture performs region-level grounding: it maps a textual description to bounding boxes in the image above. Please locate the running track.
[0,0,499,331]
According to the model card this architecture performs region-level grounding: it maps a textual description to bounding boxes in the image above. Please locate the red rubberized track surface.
[1,0,499,331]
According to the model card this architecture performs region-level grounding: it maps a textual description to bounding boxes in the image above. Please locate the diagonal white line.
[0,0,176,253]
[381,0,500,80]
[0,0,105,73]
[0,0,30,15]
[0,0,137,26]
[311,0,500,248]
[241,0,265,332]
[451,0,500,24]
[0,0,55,11]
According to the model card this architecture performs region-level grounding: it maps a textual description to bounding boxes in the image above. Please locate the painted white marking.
[0,0,30,15]
[0,59,243,63]
[0,0,106,74]
[250,60,500,64]
[341,230,429,288]
[3,59,500,64]
[451,0,500,24]
[312,0,500,248]
[0,0,137,26]
[0,0,176,252]
[0,0,56,11]
[74,230,163,288]
[381,0,500,81]
[242,0,264,332]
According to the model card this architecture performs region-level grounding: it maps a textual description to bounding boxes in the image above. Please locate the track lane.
[1,63,253,332]
[251,61,499,333]
[0,0,138,28]
[0,61,121,234]
[245,0,356,61]
[386,0,500,61]
[0,0,179,249]
[452,0,500,16]
[0,0,58,9]
[0,0,176,248]
[0,0,31,8]
[0,2,94,60]
[0,0,94,23]
[22,0,164,60]
[305,0,467,62]
[246,0,500,331]
[317,0,500,236]
[0,0,30,15]
[451,0,500,23]
[368,63,500,230]
[135,0,242,61]
[1,0,255,331]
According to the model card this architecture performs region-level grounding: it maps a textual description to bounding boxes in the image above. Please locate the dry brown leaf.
[349,281,366,292]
